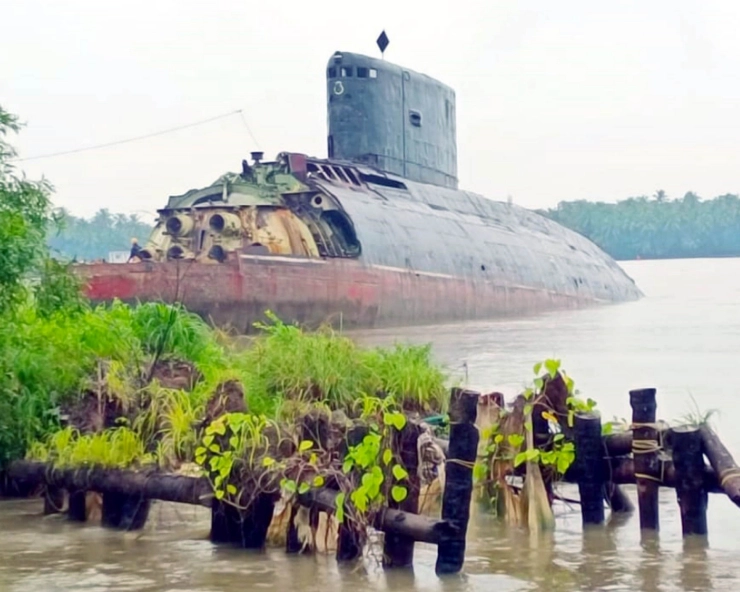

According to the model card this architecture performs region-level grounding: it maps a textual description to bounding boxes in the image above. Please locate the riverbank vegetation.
[1,105,448,467]
[541,191,740,260]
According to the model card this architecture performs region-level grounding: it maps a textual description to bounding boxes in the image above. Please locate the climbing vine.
[192,394,414,545]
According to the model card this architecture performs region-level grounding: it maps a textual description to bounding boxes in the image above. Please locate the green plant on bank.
[516,359,579,476]
[336,404,411,521]
[26,426,155,469]
[276,401,412,531]
[194,412,280,504]
[475,359,590,501]
[238,312,447,417]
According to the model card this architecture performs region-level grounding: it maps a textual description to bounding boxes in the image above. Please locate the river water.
[2,257,740,591]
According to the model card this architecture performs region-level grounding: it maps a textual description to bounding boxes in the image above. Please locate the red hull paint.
[77,256,602,333]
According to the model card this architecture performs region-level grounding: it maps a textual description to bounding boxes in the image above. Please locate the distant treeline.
[48,208,154,262]
[50,192,740,263]
[540,191,740,261]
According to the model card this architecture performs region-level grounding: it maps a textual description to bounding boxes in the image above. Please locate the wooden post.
[336,424,369,562]
[286,411,330,554]
[383,421,423,568]
[699,424,740,508]
[43,486,65,515]
[67,490,87,522]
[435,388,479,576]
[604,482,634,514]
[630,388,660,531]
[574,413,605,525]
[211,495,276,548]
[101,492,151,530]
[672,426,708,537]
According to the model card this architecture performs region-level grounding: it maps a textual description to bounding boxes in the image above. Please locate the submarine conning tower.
[326,51,458,190]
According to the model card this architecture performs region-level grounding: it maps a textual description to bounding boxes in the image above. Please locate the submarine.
[76,49,643,333]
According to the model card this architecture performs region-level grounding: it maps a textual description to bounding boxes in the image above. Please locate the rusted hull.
[77,254,616,333]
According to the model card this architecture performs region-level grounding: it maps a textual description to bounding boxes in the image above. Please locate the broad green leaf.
[392,464,409,481]
[313,475,325,487]
[335,492,345,523]
[226,484,237,495]
[382,449,393,466]
[391,485,408,503]
[299,440,314,452]
[299,482,310,494]
[544,358,560,378]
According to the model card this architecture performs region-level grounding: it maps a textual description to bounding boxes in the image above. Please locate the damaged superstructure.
[76,50,642,332]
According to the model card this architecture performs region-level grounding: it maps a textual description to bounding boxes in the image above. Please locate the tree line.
[42,192,740,263]
[539,191,740,260]
[48,208,154,262]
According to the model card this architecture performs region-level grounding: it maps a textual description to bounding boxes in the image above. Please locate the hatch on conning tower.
[326,51,458,190]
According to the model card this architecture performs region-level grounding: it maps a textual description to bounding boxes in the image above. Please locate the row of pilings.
[3,385,740,572]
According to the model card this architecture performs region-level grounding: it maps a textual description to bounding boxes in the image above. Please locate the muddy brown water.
[2,257,740,591]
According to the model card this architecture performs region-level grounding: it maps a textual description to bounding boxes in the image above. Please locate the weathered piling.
[604,482,634,513]
[630,388,660,531]
[6,462,212,506]
[299,487,459,544]
[101,492,151,530]
[435,388,479,576]
[211,494,277,548]
[699,424,740,508]
[335,424,369,562]
[383,421,423,568]
[67,490,87,522]
[581,456,723,493]
[43,486,65,515]
[574,413,605,525]
[672,426,708,537]
[286,411,331,554]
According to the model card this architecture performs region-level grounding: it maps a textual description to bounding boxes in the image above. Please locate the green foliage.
[478,358,588,501]
[195,412,277,503]
[27,426,155,469]
[0,106,55,314]
[238,312,447,416]
[541,191,740,260]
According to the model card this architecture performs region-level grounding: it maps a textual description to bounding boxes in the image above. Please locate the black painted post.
[435,388,479,576]
[630,388,660,531]
[383,421,423,568]
[672,426,708,537]
[574,413,605,525]
[67,490,87,522]
[101,492,151,530]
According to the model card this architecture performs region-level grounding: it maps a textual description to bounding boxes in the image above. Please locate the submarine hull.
[78,253,627,334]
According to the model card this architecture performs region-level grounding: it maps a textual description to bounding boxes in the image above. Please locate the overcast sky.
[3,0,739,221]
